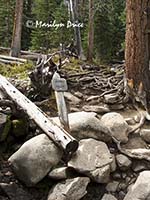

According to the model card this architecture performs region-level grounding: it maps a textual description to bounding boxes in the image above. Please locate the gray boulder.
[47,177,90,200]
[123,171,150,200]
[52,111,111,142]
[9,134,62,186]
[68,138,113,183]
[101,112,130,143]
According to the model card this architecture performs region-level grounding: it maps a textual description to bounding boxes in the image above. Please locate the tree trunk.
[125,0,150,110]
[10,0,24,57]
[87,0,94,62]
[69,0,85,60]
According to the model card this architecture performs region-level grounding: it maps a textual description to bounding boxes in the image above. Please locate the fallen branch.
[0,74,78,154]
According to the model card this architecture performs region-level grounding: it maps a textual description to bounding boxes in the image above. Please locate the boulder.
[47,177,90,200]
[116,154,132,171]
[68,138,113,183]
[123,171,150,200]
[52,111,111,142]
[101,112,130,143]
[9,134,62,186]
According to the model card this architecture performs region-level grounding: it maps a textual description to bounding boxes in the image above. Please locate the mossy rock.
[0,115,11,142]
[12,118,28,138]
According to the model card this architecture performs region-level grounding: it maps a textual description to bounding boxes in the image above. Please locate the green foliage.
[0,0,126,62]
[30,0,73,50]
[0,62,33,79]
[94,0,126,62]
[0,0,15,47]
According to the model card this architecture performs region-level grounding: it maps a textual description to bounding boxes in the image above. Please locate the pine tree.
[0,0,15,47]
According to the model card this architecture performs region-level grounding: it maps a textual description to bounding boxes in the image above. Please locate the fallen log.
[0,58,23,65]
[0,55,27,63]
[0,74,78,154]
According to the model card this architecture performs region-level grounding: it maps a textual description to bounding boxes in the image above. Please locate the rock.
[104,94,119,104]
[52,111,111,142]
[108,104,124,110]
[0,182,33,200]
[140,129,150,143]
[47,177,90,200]
[132,160,149,172]
[0,113,11,142]
[68,138,113,183]
[12,118,28,138]
[106,181,119,193]
[48,166,74,180]
[123,171,150,200]
[101,194,117,200]
[118,191,126,199]
[116,154,132,171]
[121,136,147,149]
[83,105,110,114]
[64,92,81,104]
[101,112,130,143]
[110,154,117,172]
[88,165,110,183]
[9,134,62,186]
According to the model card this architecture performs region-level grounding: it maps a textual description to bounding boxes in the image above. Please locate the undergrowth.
[0,62,34,79]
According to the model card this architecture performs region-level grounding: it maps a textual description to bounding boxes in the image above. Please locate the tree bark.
[10,0,24,57]
[87,0,94,62]
[69,0,85,60]
[125,0,150,110]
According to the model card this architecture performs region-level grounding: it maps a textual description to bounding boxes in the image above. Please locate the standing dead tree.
[65,0,85,60]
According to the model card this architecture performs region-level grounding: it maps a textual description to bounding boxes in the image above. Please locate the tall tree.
[69,0,85,60]
[87,0,94,62]
[10,0,24,57]
[125,0,150,111]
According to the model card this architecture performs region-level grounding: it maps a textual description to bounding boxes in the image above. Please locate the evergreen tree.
[0,0,15,47]
[94,0,125,62]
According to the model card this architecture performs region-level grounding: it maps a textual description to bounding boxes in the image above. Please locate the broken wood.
[0,74,78,153]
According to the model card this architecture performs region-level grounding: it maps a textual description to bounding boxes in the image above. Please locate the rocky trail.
[0,57,150,200]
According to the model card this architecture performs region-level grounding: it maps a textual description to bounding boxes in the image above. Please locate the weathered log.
[0,58,23,65]
[0,55,27,63]
[0,74,78,153]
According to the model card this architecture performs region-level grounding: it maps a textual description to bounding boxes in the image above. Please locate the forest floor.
[0,57,149,200]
